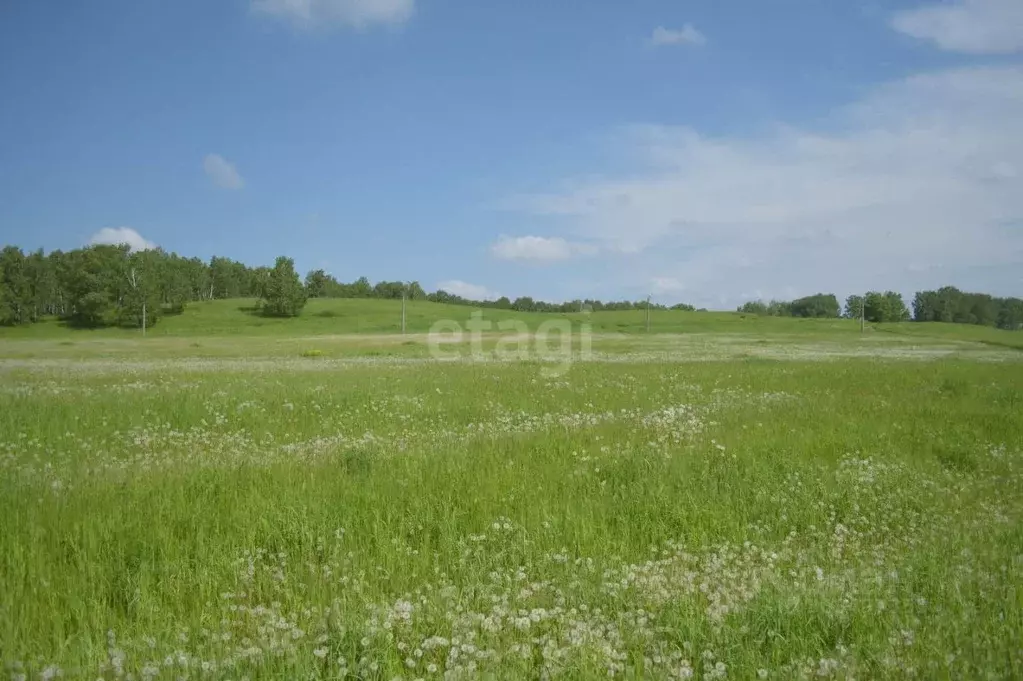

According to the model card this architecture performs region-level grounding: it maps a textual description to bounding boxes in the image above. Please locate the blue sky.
[1,0,1021,308]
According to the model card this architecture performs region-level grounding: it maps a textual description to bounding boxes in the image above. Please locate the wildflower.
[39,667,62,681]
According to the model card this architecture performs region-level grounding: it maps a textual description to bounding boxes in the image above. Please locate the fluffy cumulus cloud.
[649,24,706,48]
[88,227,156,252]
[203,154,244,190]
[436,280,500,301]
[490,235,594,263]
[508,65,1023,307]
[251,0,414,29]
[892,0,1023,54]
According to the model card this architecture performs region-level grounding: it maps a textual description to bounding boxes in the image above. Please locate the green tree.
[512,296,535,312]
[47,250,69,317]
[305,269,331,298]
[997,298,1023,330]
[14,249,56,321]
[912,286,1004,327]
[963,293,997,326]
[884,291,910,322]
[260,256,307,317]
[61,245,128,327]
[209,256,255,299]
[0,279,14,325]
[0,246,30,324]
[160,253,193,313]
[350,276,372,298]
[864,292,886,323]
[844,295,864,320]
[790,293,840,318]
[373,281,405,299]
[406,281,426,300]
[184,257,211,301]
[737,300,769,315]
[121,249,165,329]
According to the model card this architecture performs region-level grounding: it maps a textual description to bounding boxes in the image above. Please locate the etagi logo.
[426,310,593,377]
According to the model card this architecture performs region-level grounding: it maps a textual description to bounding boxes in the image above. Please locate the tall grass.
[0,298,880,339]
[1,353,1022,679]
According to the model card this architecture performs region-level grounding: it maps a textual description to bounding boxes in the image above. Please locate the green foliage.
[120,249,165,329]
[737,300,769,315]
[304,269,331,298]
[62,245,127,328]
[0,246,31,324]
[790,293,841,318]
[913,286,1023,329]
[998,297,1023,331]
[0,279,14,325]
[847,291,911,323]
[1,239,1020,334]
[739,295,838,318]
[160,253,196,313]
[259,256,307,317]
[210,256,259,299]
[844,294,864,320]
[2,350,1023,678]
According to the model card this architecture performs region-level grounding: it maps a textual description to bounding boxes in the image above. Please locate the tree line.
[0,244,309,327]
[2,242,1019,330]
[304,269,697,313]
[0,243,692,328]
[738,289,1023,330]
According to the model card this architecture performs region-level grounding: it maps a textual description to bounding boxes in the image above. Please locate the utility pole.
[401,281,414,335]
[646,295,651,333]
[860,293,865,333]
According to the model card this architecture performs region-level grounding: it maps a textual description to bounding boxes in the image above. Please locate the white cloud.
[88,227,156,252]
[649,24,707,48]
[252,0,414,29]
[490,235,594,263]
[892,0,1023,54]
[203,154,244,190]
[436,280,500,301]
[650,277,686,295]
[509,65,1023,306]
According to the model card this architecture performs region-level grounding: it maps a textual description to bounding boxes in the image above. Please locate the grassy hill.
[875,321,1023,350]
[0,297,865,338]
[0,297,1020,350]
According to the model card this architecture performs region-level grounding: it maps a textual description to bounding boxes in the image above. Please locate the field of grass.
[875,321,1023,350]
[0,298,875,339]
[2,319,1023,680]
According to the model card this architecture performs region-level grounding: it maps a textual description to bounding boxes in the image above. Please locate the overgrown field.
[2,340,1023,679]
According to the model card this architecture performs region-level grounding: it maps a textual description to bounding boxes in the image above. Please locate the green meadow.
[2,302,1022,679]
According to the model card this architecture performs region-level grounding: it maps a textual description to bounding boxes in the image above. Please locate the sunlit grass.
[0,297,953,339]
[1,342,1022,679]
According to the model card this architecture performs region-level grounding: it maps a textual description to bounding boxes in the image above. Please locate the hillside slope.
[0,297,864,338]
[0,297,1020,348]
